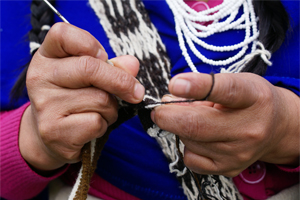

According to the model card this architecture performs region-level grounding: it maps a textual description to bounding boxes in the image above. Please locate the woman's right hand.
[19,23,145,173]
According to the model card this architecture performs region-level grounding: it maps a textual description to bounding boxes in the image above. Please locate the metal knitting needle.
[43,0,115,66]
[43,0,70,24]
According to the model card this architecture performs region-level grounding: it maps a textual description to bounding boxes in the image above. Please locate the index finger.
[39,23,108,61]
[47,55,145,104]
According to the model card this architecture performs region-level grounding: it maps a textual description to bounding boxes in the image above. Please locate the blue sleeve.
[1,1,31,111]
[265,76,300,96]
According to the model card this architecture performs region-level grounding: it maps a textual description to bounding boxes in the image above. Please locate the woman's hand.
[151,72,299,177]
[19,23,145,172]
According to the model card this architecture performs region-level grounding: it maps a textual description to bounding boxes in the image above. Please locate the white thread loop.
[221,41,272,73]
[169,150,187,176]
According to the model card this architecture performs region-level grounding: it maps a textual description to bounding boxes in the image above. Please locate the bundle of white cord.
[165,0,271,73]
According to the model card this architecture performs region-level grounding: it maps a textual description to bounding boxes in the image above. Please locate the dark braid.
[242,0,290,75]
[10,0,55,100]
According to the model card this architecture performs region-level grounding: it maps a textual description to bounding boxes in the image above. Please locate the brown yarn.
[73,128,112,200]
[74,142,91,200]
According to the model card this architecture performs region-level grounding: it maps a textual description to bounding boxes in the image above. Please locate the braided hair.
[10,0,54,100]
[11,0,290,97]
[242,1,290,75]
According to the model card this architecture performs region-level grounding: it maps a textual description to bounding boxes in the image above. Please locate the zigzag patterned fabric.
[69,0,242,200]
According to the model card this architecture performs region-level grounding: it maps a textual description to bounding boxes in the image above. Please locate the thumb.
[169,72,263,108]
[109,55,140,77]
[39,23,108,61]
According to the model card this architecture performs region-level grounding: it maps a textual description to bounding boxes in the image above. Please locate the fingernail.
[134,83,145,100]
[162,94,186,102]
[162,95,174,102]
[96,49,108,61]
[151,110,156,124]
[173,79,191,95]
[106,60,114,66]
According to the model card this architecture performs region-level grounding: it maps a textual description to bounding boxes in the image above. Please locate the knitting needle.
[43,0,114,67]
[43,0,70,24]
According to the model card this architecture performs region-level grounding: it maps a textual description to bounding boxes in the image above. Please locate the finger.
[53,87,118,125]
[184,148,243,177]
[109,55,140,77]
[169,72,260,108]
[41,112,108,163]
[57,113,107,150]
[48,56,144,103]
[183,148,219,175]
[152,104,235,142]
[180,139,229,158]
[161,94,215,107]
[62,112,108,145]
[39,23,108,61]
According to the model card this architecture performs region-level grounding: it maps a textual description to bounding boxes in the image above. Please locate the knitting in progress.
[23,0,275,199]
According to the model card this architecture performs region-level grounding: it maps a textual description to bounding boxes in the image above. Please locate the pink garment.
[0,103,65,199]
[0,103,137,200]
[184,0,224,26]
[233,161,299,200]
[184,0,223,11]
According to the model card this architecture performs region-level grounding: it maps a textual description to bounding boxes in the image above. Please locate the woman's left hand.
[151,72,299,177]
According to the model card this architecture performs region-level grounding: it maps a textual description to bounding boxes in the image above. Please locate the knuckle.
[245,125,266,144]
[236,152,252,164]
[38,122,55,145]
[113,70,135,94]
[180,111,201,139]
[48,23,67,41]
[94,92,118,125]
[257,84,274,105]
[223,76,238,103]
[32,96,48,113]
[59,149,80,162]
[76,32,96,52]
[97,91,111,108]
[89,114,107,138]
[77,56,100,80]
[26,60,44,87]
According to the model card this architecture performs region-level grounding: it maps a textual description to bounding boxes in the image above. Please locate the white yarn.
[89,0,170,100]
[165,0,264,73]
[169,148,187,176]
[220,41,272,73]
[68,139,97,200]
[68,165,83,200]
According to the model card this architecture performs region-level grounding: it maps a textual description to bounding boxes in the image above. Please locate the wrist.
[19,105,66,173]
[261,87,299,166]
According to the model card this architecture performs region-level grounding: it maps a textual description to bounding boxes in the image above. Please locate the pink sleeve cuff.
[1,103,68,200]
